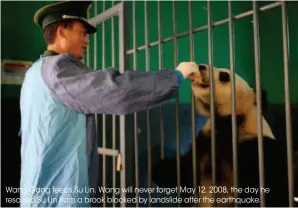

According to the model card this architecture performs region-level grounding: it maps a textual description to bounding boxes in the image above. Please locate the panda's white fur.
[152,64,289,207]
[191,64,275,141]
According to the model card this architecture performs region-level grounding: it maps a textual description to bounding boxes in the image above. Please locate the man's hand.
[176,62,199,79]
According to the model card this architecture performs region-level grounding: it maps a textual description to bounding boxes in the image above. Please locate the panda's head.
[191,64,275,140]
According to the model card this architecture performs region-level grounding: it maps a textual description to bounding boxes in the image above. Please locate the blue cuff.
[174,69,184,84]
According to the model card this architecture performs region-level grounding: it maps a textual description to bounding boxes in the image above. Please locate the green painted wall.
[1,1,47,61]
[87,0,298,104]
[1,1,298,104]
[1,1,53,98]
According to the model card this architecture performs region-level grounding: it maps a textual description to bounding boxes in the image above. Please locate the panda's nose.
[199,64,208,71]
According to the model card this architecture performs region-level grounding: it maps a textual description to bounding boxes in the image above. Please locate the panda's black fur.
[152,65,290,207]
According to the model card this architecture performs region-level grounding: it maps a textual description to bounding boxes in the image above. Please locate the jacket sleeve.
[41,54,181,115]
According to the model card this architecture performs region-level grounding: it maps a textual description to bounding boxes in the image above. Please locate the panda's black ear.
[253,89,268,111]
[219,71,230,83]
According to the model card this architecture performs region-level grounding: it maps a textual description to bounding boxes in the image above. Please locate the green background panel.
[85,0,298,104]
[2,1,297,103]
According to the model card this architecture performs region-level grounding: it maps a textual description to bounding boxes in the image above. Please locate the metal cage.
[84,1,297,207]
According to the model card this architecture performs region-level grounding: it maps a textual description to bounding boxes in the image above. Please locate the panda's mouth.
[192,79,209,88]
[199,83,209,88]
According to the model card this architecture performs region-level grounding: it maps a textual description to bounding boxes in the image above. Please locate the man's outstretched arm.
[42,54,196,115]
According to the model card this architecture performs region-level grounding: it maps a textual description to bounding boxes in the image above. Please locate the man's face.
[61,21,89,60]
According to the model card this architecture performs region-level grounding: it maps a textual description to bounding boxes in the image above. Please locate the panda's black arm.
[253,88,268,112]
[151,150,196,189]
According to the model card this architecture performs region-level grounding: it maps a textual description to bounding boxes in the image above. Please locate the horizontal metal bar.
[177,31,189,38]
[89,2,123,25]
[235,1,281,19]
[126,1,281,55]
[97,147,119,157]
[163,36,173,43]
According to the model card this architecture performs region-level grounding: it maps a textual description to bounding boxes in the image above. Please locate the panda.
[151,64,290,207]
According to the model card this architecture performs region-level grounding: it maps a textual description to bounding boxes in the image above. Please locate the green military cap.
[34,0,96,34]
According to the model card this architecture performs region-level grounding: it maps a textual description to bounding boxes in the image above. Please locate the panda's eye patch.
[199,65,207,71]
[219,72,230,83]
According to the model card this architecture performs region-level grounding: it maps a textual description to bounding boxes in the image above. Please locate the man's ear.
[253,88,268,111]
[57,25,67,39]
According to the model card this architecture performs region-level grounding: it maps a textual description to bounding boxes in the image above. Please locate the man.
[19,1,199,207]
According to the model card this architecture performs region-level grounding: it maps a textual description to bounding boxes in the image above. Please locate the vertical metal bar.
[133,1,139,207]
[172,1,180,200]
[119,8,126,207]
[252,1,265,207]
[93,11,98,87]
[158,0,165,161]
[93,3,98,99]
[281,2,294,206]
[188,0,197,198]
[228,1,238,203]
[86,8,90,67]
[93,2,97,70]
[119,2,130,207]
[207,1,216,205]
[144,1,152,205]
[101,1,106,207]
[111,1,117,207]
[92,2,100,203]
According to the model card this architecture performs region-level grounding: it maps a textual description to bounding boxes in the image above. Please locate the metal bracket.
[97,147,122,171]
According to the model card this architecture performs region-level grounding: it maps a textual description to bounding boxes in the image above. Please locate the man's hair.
[43,20,74,45]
